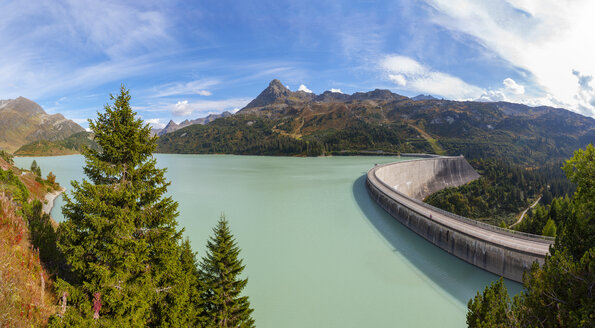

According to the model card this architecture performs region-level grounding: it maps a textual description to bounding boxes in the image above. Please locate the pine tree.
[31,159,41,176]
[54,86,197,326]
[200,217,254,328]
[467,278,516,328]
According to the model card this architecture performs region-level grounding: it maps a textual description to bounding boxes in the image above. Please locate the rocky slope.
[0,97,85,153]
[153,111,233,136]
[160,79,594,164]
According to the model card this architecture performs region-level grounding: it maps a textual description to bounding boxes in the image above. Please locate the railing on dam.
[372,157,555,244]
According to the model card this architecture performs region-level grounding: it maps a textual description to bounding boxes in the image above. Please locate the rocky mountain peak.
[351,89,404,101]
[243,79,294,108]
[0,97,84,152]
[412,94,438,101]
[0,96,45,116]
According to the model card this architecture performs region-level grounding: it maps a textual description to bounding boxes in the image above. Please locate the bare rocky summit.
[0,97,84,152]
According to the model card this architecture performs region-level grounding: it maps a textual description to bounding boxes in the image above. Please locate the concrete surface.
[366,156,553,283]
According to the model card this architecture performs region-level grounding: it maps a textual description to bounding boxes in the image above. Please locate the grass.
[0,196,56,327]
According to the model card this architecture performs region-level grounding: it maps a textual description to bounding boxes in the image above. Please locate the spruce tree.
[54,86,196,326]
[200,217,254,328]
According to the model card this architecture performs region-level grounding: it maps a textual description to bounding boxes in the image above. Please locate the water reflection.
[352,175,522,303]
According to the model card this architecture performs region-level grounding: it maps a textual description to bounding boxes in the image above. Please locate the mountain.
[411,94,438,101]
[0,97,85,153]
[154,111,233,136]
[14,131,98,156]
[157,79,595,166]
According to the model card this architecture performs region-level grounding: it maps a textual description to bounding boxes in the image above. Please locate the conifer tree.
[31,159,41,176]
[54,86,197,326]
[200,217,254,328]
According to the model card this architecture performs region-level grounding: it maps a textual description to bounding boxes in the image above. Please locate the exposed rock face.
[411,94,438,101]
[313,91,351,102]
[240,79,315,112]
[237,79,407,118]
[155,111,233,136]
[0,97,85,152]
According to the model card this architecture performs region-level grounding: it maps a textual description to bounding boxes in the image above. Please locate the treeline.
[514,196,571,237]
[467,144,594,327]
[15,131,99,156]
[424,160,546,225]
[157,116,325,156]
[306,121,433,154]
[8,88,256,327]
[157,116,432,156]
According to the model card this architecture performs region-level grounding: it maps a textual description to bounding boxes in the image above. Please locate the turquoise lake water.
[14,154,521,327]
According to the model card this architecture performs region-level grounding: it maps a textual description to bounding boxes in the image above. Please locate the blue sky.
[1,0,594,129]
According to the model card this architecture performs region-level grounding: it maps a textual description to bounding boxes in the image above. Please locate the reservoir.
[15,154,521,327]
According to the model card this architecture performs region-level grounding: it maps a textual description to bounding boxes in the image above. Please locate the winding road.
[510,196,542,228]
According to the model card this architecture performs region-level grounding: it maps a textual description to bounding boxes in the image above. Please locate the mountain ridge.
[157,79,595,166]
[0,97,84,153]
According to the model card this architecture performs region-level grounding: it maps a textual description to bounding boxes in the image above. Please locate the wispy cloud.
[150,79,219,98]
[157,98,252,116]
[423,0,595,116]
[381,55,485,99]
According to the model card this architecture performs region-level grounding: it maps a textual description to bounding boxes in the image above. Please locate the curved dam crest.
[366,155,554,282]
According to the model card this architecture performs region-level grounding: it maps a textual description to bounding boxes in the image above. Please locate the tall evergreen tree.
[466,144,594,328]
[53,86,197,326]
[200,217,254,328]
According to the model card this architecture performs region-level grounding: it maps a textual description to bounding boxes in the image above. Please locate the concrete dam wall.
[366,156,553,283]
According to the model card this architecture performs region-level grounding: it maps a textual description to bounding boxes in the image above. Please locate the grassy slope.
[15,132,98,156]
[0,156,60,326]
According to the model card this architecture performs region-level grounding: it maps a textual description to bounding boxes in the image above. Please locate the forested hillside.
[467,144,594,327]
[15,132,99,156]
[424,159,576,226]
[157,79,595,166]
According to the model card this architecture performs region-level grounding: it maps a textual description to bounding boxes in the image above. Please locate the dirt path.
[510,196,542,228]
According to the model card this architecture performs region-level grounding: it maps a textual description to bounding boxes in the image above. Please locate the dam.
[366,155,554,282]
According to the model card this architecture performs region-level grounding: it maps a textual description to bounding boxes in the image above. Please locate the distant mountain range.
[157,79,595,165]
[0,97,84,153]
[411,94,438,101]
[152,111,233,136]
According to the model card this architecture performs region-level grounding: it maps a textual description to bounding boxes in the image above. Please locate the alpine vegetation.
[49,87,254,327]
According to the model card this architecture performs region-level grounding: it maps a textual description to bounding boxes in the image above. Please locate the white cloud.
[381,55,485,99]
[329,88,343,93]
[503,78,524,95]
[169,98,252,116]
[173,100,191,116]
[476,78,572,110]
[145,118,166,129]
[152,79,218,98]
[388,74,407,86]
[572,70,595,117]
[423,0,595,117]
[383,56,426,75]
[196,90,212,96]
[298,84,313,93]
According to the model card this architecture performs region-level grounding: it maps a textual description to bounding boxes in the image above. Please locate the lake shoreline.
[43,187,65,215]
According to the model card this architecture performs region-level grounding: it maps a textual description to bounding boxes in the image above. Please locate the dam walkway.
[366,156,553,282]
